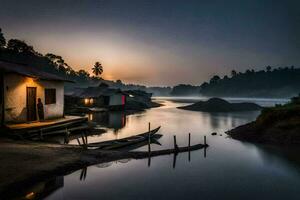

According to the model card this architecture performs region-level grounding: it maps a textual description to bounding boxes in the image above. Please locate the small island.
[178,98,262,112]
[227,95,300,144]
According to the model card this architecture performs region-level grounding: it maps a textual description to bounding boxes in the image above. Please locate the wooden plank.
[30,125,89,137]
[25,118,87,134]
[6,116,87,130]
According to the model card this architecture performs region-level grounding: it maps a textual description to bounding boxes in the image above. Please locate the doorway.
[26,87,37,121]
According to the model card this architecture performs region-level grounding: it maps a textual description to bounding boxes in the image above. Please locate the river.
[40,97,300,199]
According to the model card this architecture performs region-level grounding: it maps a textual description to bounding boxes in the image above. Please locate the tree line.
[0,28,172,95]
[170,66,300,97]
[200,66,300,97]
[0,28,103,86]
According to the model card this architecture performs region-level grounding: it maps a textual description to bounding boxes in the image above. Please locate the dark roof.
[0,60,74,82]
[98,82,109,88]
[123,90,152,98]
[77,87,123,98]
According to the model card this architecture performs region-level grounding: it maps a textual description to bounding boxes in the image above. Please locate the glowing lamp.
[90,98,94,104]
[25,192,35,199]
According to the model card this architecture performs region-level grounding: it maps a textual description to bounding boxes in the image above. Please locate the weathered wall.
[109,94,123,106]
[4,73,64,123]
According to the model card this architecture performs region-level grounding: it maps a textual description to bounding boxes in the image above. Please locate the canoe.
[87,126,161,149]
[117,134,163,151]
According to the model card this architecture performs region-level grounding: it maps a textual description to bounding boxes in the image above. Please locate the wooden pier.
[4,115,88,139]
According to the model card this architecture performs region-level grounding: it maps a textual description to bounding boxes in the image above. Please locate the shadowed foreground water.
[32,98,300,200]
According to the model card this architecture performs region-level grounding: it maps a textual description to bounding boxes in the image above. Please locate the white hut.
[75,83,126,109]
[0,60,72,125]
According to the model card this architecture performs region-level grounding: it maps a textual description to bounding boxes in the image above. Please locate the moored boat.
[87,126,161,149]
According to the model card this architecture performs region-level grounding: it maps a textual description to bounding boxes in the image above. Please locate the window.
[84,98,94,105]
[45,89,56,104]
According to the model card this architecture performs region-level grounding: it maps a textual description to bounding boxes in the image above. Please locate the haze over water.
[43,98,300,200]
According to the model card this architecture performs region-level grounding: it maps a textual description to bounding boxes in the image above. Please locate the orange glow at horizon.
[16,27,254,86]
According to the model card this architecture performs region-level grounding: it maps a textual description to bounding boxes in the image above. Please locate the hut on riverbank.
[0,60,74,124]
[0,60,87,136]
[69,83,126,110]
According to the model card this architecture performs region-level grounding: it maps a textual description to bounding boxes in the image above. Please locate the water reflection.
[42,112,127,144]
[8,176,64,200]
[65,99,261,147]
[88,111,127,133]
[28,98,300,200]
[201,111,259,130]
[79,167,87,181]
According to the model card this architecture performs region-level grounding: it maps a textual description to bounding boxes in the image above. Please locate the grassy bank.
[227,96,300,144]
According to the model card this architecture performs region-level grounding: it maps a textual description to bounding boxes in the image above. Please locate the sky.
[0,0,299,86]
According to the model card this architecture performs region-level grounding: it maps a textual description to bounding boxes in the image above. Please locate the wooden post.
[148,122,151,154]
[148,154,151,167]
[174,135,178,152]
[81,135,86,145]
[188,133,191,149]
[188,133,191,162]
[76,138,81,145]
[204,135,206,146]
[173,152,177,169]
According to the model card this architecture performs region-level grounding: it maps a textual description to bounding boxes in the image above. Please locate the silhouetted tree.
[231,70,237,77]
[6,39,35,54]
[200,82,209,89]
[171,84,199,96]
[291,66,295,70]
[92,62,103,77]
[210,75,221,84]
[0,28,6,48]
[115,79,123,87]
[199,66,300,97]
[45,53,75,75]
[77,69,90,79]
[266,66,272,72]
[245,69,251,74]
[45,53,65,69]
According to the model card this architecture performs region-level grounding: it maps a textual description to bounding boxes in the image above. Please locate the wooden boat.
[87,126,161,149]
[117,135,162,151]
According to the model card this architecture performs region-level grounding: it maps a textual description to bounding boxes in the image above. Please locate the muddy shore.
[0,138,132,198]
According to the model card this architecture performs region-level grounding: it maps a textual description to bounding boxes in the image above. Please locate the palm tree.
[92,62,103,77]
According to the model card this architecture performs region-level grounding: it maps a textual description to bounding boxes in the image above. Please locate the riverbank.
[0,135,205,199]
[227,97,300,144]
[0,138,134,198]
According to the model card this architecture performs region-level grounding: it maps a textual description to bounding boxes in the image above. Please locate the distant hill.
[199,67,300,98]
[178,98,262,112]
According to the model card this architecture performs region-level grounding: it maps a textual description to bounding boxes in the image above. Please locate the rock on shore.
[178,98,262,112]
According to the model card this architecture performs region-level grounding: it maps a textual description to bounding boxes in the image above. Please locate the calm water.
[31,98,300,199]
